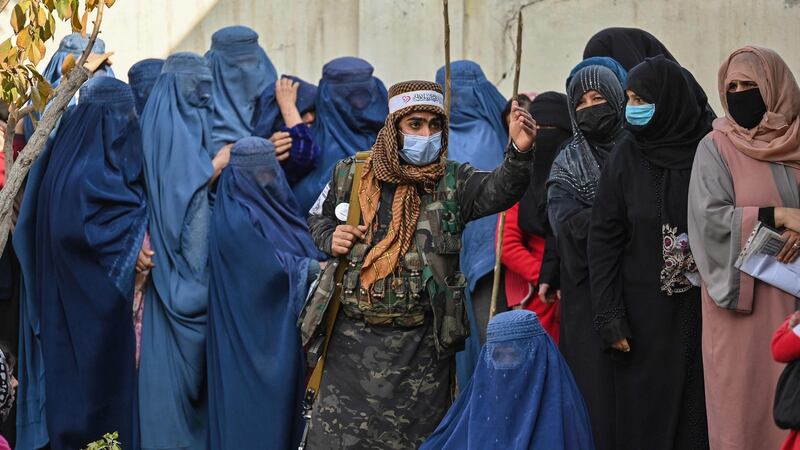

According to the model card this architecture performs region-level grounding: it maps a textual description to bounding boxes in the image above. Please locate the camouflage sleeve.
[307,169,340,256]
[457,143,534,223]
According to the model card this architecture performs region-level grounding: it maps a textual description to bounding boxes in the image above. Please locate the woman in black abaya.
[588,55,712,450]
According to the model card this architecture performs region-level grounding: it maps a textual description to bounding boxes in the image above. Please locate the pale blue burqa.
[138,52,214,450]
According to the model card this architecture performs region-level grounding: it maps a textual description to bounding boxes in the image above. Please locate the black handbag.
[774,359,800,429]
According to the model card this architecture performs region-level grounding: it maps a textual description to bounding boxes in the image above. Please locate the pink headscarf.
[714,45,800,163]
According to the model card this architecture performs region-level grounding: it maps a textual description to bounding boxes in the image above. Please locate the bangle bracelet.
[511,141,533,153]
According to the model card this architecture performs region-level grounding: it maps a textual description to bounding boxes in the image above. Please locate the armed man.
[300,80,536,449]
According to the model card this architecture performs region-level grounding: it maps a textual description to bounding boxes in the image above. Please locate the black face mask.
[726,88,767,129]
[576,102,618,141]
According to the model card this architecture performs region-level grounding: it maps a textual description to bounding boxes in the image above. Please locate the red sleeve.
[13,133,25,159]
[772,315,800,363]
[500,203,544,284]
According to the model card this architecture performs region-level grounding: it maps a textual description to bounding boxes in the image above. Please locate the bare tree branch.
[17,103,34,117]
[490,10,524,320]
[76,2,104,68]
[3,108,16,180]
[0,0,11,15]
[442,0,451,116]
[512,11,522,99]
[0,66,91,255]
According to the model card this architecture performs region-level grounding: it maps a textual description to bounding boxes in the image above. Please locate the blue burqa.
[436,60,508,387]
[33,77,146,450]
[252,75,318,138]
[13,129,56,450]
[128,58,166,116]
[205,26,277,155]
[291,56,388,214]
[24,34,113,140]
[138,52,214,450]
[421,310,595,450]
[207,136,323,449]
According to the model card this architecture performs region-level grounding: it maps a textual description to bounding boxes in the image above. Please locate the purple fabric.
[279,123,320,185]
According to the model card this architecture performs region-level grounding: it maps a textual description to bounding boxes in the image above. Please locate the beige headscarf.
[714,45,800,163]
[358,80,448,295]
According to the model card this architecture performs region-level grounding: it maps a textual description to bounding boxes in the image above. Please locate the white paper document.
[735,222,800,297]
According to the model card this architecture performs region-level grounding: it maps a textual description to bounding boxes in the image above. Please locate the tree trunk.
[0,66,91,256]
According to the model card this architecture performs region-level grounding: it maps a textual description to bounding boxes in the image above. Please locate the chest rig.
[333,157,469,352]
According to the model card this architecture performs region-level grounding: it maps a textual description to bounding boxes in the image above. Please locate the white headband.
[388,90,445,114]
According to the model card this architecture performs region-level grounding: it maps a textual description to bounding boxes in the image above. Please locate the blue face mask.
[399,132,443,166]
[626,103,656,126]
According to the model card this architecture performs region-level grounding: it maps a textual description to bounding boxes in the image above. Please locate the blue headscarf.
[435,60,507,169]
[566,56,628,88]
[128,58,165,116]
[205,26,277,155]
[291,56,388,214]
[41,33,113,86]
[24,34,114,140]
[138,52,214,450]
[435,60,508,387]
[252,75,318,137]
[422,310,594,450]
[208,137,322,449]
[32,77,145,449]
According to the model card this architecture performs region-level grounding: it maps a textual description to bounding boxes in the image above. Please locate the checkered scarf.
[358,80,448,294]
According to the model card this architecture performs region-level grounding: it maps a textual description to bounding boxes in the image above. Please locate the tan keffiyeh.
[358,80,448,294]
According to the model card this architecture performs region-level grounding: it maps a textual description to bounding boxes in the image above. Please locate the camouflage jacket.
[304,144,533,357]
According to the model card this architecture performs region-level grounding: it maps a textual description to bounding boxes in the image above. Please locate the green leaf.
[28,38,42,65]
[61,53,75,75]
[70,3,81,32]
[37,6,47,26]
[16,28,31,50]
[30,84,42,111]
[55,0,71,19]
[0,39,12,61]
[10,5,27,34]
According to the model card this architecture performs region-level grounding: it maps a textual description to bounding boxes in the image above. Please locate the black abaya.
[589,139,708,450]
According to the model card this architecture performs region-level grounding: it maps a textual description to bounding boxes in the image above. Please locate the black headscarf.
[622,56,713,292]
[548,65,627,208]
[583,27,677,71]
[518,92,571,235]
[625,55,714,170]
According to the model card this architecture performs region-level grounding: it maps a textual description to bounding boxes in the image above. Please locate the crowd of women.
[0,21,797,450]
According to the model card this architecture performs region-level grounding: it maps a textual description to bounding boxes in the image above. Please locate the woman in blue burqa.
[421,310,594,450]
[138,52,225,450]
[16,76,146,449]
[205,25,277,156]
[251,75,320,186]
[434,60,507,384]
[291,56,388,214]
[21,33,114,142]
[207,136,323,449]
[128,58,165,116]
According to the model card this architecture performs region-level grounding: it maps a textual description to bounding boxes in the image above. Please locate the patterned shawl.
[359,80,448,293]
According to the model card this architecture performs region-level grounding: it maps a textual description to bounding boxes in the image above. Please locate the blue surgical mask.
[399,132,443,166]
[626,103,656,126]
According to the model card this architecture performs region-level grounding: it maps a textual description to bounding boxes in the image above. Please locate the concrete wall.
[2,0,800,111]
